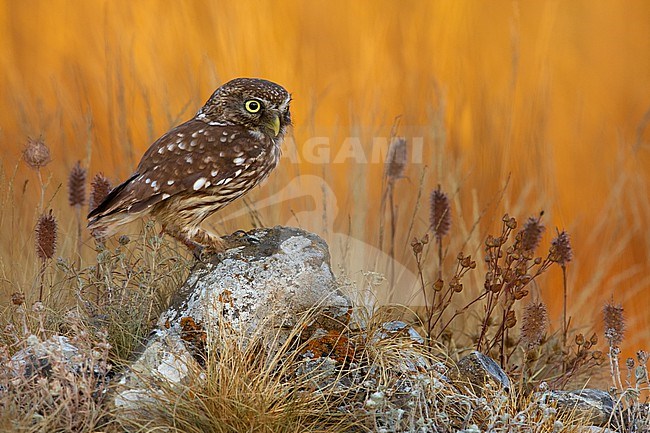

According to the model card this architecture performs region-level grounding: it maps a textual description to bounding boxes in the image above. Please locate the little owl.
[88,78,292,253]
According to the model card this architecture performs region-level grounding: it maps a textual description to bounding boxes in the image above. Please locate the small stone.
[539,389,614,427]
[455,351,511,394]
[377,320,425,344]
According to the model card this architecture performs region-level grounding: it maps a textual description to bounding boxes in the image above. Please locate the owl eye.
[244,99,262,113]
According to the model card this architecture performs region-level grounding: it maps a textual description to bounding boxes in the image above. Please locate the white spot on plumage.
[219,151,226,157]
[167,143,176,151]
[178,142,187,150]
[167,180,175,185]
[222,131,228,136]
[193,177,208,190]
[211,169,218,177]
[177,133,184,138]
[220,136,227,143]
[191,131,199,138]
[233,157,245,165]
[158,147,164,154]
[151,181,158,188]
[190,139,198,147]
[186,156,193,164]
[209,121,225,126]
[234,169,242,177]
[162,193,171,200]
[145,178,151,184]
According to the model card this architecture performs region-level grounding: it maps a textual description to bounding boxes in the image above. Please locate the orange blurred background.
[1,1,649,356]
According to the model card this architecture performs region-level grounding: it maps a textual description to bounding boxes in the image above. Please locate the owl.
[88,78,292,254]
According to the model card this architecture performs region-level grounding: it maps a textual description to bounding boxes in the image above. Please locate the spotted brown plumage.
[87,78,291,252]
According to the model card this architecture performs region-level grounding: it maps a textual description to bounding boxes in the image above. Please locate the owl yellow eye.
[245,99,262,113]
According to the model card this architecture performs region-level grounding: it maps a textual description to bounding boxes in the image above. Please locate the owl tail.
[87,173,140,233]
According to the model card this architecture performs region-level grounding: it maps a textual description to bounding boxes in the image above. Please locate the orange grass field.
[1,1,649,357]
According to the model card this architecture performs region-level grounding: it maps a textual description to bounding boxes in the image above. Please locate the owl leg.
[187,228,227,253]
[162,224,226,258]
[161,224,206,256]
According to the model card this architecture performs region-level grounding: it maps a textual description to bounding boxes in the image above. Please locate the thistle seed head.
[89,173,112,212]
[520,214,545,253]
[68,160,87,207]
[430,185,451,240]
[521,301,548,348]
[35,210,57,261]
[22,137,51,170]
[384,137,407,180]
[550,230,573,266]
[603,300,625,347]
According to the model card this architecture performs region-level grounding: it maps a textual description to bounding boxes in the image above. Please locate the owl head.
[197,78,291,139]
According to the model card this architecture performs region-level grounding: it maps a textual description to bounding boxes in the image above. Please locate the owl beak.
[269,113,281,137]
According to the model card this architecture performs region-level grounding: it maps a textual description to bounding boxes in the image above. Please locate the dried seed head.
[11,292,25,306]
[638,350,648,364]
[68,161,87,207]
[430,185,451,240]
[410,237,422,255]
[520,215,545,253]
[384,137,407,180]
[505,310,517,329]
[550,230,573,265]
[521,301,548,348]
[603,301,625,347]
[22,137,51,169]
[35,210,57,261]
[89,173,112,212]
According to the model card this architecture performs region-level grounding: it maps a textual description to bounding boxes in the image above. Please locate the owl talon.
[243,234,260,245]
[191,244,205,261]
[232,230,260,245]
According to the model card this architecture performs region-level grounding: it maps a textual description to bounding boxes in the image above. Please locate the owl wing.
[87,119,269,225]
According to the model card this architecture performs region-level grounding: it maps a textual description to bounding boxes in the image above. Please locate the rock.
[163,226,351,339]
[296,321,431,393]
[539,389,614,427]
[1,334,111,407]
[575,427,617,433]
[8,335,109,383]
[9,335,80,378]
[115,226,352,410]
[372,320,425,344]
[455,351,511,394]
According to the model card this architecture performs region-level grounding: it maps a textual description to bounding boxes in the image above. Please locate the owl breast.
[151,127,282,228]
